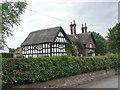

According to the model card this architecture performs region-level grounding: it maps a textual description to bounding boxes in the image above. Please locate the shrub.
[1,53,13,58]
[2,54,120,88]
[16,55,24,58]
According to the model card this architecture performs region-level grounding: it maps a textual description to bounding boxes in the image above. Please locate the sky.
[5,0,119,49]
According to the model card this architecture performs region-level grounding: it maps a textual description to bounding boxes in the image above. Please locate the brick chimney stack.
[81,24,84,33]
[70,22,73,35]
[85,23,87,32]
[70,20,76,35]
[73,20,76,35]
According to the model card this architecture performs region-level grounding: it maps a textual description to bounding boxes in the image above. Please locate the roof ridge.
[31,26,61,33]
[21,26,63,46]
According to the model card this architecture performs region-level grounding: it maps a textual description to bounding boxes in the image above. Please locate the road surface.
[76,75,119,88]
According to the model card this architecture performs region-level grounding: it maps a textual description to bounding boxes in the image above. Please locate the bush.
[16,55,24,58]
[1,53,13,58]
[2,54,120,88]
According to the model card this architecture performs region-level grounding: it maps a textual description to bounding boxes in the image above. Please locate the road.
[76,75,119,88]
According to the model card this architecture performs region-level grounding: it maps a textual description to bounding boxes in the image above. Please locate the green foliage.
[65,41,78,56]
[1,53,13,58]
[92,32,107,55]
[2,54,119,88]
[16,55,24,58]
[65,42,72,56]
[71,45,78,57]
[107,23,120,54]
[74,39,84,56]
[9,48,16,53]
[0,2,27,41]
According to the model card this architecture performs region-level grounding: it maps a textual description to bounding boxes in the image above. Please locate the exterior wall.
[13,47,22,58]
[22,31,67,58]
[22,43,51,58]
[84,37,96,57]
[22,43,67,58]
[0,43,9,53]
[51,43,67,56]
[83,48,89,57]
[53,31,67,56]
[86,37,96,49]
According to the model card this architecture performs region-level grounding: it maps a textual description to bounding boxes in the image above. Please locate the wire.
[26,8,68,23]
[26,8,81,29]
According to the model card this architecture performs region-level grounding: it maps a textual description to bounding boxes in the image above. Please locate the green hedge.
[1,53,13,58]
[2,54,120,88]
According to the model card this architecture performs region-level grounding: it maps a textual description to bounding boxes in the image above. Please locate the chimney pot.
[73,20,76,35]
[70,22,73,35]
[85,23,87,32]
[81,24,84,33]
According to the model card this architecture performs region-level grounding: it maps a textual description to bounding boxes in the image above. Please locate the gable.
[86,36,96,48]
[53,27,71,43]
[54,31,67,43]
[68,33,96,45]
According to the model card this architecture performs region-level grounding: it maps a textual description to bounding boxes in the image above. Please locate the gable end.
[53,27,71,43]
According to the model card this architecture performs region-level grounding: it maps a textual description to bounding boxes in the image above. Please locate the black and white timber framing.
[21,26,71,58]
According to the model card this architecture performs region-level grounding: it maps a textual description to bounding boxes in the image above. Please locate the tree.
[65,41,78,56]
[74,39,84,56]
[107,23,120,54]
[9,48,17,53]
[0,2,27,42]
[92,32,107,55]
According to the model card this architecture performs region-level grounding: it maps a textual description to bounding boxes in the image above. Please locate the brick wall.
[84,37,96,57]
[13,47,22,58]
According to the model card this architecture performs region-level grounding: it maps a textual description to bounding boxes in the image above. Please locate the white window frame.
[90,43,92,48]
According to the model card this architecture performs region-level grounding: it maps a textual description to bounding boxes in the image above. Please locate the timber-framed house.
[21,26,71,58]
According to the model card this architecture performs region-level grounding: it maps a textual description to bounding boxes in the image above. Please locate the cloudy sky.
[5,0,119,49]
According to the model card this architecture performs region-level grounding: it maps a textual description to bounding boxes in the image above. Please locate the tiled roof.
[67,32,96,45]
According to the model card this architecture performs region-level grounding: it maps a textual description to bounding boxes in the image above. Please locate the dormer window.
[90,43,92,48]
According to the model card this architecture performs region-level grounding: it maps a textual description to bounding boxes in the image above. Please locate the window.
[38,45,42,49]
[59,44,64,48]
[81,54,83,57]
[48,49,50,53]
[43,49,45,53]
[22,51,24,54]
[15,53,20,55]
[90,44,92,48]
[38,54,42,57]
[92,53,95,56]
[24,46,29,50]
[43,44,45,48]
[28,50,30,53]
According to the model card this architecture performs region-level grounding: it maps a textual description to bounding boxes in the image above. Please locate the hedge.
[2,54,120,88]
[1,53,13,58]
